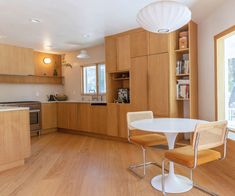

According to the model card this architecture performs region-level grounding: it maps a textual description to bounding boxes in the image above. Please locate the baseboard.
[58,128,128,143]
[0,160,24,173]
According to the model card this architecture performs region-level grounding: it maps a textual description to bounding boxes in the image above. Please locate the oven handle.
[30,109,41,113]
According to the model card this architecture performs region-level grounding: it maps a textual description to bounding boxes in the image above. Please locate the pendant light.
[77,50,90,59]
[137,1,191,33]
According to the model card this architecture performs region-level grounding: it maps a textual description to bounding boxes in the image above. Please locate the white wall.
[63,44,105,101]
[0,84,64,102]
[198,0,235,120]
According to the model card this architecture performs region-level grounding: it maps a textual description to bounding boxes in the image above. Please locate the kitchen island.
[0,106,31,172]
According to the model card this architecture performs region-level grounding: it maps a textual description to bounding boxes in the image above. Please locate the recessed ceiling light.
[30,18,41,23]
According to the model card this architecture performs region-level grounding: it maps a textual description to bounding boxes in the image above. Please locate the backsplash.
[0,84,64,102]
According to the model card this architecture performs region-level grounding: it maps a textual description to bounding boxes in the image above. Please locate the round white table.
[130,118,207,194]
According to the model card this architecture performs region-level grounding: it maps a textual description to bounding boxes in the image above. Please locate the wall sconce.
[43,57,52,64]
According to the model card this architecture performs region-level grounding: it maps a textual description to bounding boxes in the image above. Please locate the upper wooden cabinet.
[131,56,148,110]
[148,53,169,117]
[130,30,148,57]
[34,51,62,77]
[105,37,117,73]
[41,103,57,130]
[149,33,169,55]
[117,34,131,71]
[0,44,34,75]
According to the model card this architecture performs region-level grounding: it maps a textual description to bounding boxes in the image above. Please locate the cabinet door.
[148,53,169,117]
[90,106,107,134]
[0,44,34,75]
[77,103,91,132]
[130,30,148,57]
[41,103,57,130]
[57,103,79,130]
[117,34,131,71]
[149,33,169,55]
[118,104,133,138]
[106,104,118,136]
[131,56,148,110]
[105,37,117,73]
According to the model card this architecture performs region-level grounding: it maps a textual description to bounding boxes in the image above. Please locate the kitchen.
[0,1,234,196]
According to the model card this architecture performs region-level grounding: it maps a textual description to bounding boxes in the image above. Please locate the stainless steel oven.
[0,101,41,135]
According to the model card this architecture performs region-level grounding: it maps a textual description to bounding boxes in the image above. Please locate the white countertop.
[0,106,29,112]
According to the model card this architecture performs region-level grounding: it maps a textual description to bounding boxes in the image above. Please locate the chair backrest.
[193,120,228,151]
[127,111,153,131]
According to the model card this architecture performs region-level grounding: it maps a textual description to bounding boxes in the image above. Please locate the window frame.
[214,25,235,120]
[81,62,106,96]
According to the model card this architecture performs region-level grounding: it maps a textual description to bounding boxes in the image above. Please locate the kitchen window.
[82,63,106,95]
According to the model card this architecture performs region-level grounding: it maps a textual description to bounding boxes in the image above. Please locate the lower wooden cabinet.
[41,103,57,130]
[57,103,79,130]
[90,106,107,134]
[106,103,118,137]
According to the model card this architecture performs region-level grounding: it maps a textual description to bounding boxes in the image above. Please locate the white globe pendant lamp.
[137,1,191,33]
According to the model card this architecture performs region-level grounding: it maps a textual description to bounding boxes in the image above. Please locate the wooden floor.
[0,132,234,196]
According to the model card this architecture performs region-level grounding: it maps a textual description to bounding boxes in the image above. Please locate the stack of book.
[176,79,190,99]
[176,60,190,75]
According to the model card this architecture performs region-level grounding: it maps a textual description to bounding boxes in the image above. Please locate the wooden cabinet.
[57,103,79,130]
[117,34,131,71]
[149,33,169,55]
[106,104,118,136]
[130,30,148,57]
[148,53,169,117]
[118,104,133,138]
[105,37,117,73]
[90,106,107,134]
[41,103,57,130]
[0,44,34,75]
[77,103,90,132]
[0,110,30,172]
[131,56,148,110]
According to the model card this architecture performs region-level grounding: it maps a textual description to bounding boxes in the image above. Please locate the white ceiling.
[0,0,225,53]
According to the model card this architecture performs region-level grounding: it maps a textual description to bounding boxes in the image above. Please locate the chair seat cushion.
[165,146,221,168]
[130,133,166,147]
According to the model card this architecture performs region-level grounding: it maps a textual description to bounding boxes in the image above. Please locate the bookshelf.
[172,21,198,119]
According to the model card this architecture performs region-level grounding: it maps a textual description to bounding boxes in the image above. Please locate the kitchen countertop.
[0,106,29,112]
[41,100,107,104]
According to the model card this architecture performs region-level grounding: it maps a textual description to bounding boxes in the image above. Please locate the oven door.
[30,109,41,131]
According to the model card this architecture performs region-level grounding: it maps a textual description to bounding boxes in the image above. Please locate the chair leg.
[161,159,166,196]
[128,146,163,178]
[191,169,219,196]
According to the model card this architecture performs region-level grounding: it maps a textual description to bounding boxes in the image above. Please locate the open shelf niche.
[106,71,130,103]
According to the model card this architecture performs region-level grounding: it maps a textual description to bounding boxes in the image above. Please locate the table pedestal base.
[151,174,193,193]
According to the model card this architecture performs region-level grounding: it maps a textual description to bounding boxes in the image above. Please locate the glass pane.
[98,64,106,94]
[83,65,97,94]
[224,34,235,121]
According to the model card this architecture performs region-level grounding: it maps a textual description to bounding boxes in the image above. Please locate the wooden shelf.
[176,74,189,77]
[175,48,189,53]
[176,98,190,101]
[112,77,129,81]
[0,74,64,84]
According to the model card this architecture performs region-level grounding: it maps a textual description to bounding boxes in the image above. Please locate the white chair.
[127,111,166,178]
[161,120,228,196]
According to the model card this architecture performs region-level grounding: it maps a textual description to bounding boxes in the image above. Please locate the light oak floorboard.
[0,133,234,196]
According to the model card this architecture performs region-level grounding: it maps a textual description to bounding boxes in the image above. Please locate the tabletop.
[130,118,207,133]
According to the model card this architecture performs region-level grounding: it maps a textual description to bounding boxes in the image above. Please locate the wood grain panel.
[105,37,117,73]
[41,103,57,130]
[0,44,34,75]
[106,103,119,136]
[149,33,169,55]
[117,34,131,71]
[130,30,148,57]
[131,56,148,110]
[148,53,169,117]
[0,110,30,172]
